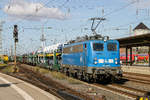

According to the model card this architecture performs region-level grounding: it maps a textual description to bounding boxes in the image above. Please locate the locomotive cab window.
[93,43,104,51]
[107,43,117,51]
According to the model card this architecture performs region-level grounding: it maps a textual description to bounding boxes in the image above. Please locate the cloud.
[3,0,68,21]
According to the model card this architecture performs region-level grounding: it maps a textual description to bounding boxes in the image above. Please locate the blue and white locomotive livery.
[61,35,122,81]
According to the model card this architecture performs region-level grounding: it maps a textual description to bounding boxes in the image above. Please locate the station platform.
[0,73,60,100]
[121,65,150,75]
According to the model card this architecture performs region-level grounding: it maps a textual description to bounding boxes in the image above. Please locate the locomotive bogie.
[61,64,122,81]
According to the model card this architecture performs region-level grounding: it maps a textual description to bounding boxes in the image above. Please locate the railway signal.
[13,25,18,43]
[13,25,19,73]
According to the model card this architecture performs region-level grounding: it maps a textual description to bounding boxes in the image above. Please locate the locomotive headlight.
[98,59,104,63]
[115,61,118,64]
[94,61,98,64]
[115,58,118,64]
[109,59,113,63]
[104,39,107,42]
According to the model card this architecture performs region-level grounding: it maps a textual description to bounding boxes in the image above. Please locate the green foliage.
[32,67,49,74]
[50,71,67,80]
[67,77,81,84]
[32,66,81,84]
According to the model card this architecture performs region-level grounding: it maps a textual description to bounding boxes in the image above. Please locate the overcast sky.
[0,0,150,55]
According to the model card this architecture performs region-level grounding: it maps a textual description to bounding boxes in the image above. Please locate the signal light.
[13,25,18,42]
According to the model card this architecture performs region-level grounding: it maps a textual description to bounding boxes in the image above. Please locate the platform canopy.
[117,33,150,48]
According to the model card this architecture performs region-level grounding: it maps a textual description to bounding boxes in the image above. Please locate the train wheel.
[66,71,69,76]
[80,74,84,81]
[69,73,73,77]
[73,72,77,78]
[110,75,116,83]
[62,67,65,73]
[77,74,82,80]
[85,74,93,83]
[85,76,89,82]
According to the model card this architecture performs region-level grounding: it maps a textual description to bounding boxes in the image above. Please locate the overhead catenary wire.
[77,0,138,35]
[4,0,141,35]
[3,0,144,54]
[104,15,150,34]
[3,0,70,54]
[102,0,150,37]
[102,0,137,17]
[5,0,138,30]
[5,0,104,31]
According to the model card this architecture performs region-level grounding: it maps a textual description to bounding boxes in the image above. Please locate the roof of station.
[133,22,150,31]
[117,33,150,48]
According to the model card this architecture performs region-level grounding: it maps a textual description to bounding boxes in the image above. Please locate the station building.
[119,22,150,66]
[118,22,150,75]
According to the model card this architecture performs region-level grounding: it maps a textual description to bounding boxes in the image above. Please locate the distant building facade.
[120,22,150,63]
[133,22,150,36]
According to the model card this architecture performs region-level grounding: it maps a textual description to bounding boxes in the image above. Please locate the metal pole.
[126,47,128,66]
[0,21,4,56]
[130,47,132,66]
[42,27,45,64]
[149,46,150,67]
[129,25,132,36]
[0,26,2,55]
[14,42,16,69]
[40,26,46,64]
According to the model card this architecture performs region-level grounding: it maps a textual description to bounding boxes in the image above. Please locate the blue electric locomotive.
[61,35,122,81]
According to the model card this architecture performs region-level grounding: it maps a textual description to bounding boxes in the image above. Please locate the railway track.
[123,72,150,81]
[5,63,150,100]
[123,72,150,85]
[107,84,148,96]
[124,76,150,85]
[94,83,138,100]
[123,72,150,78]
[9,64,91,100]
[76,81,141,100]
[93,83,150,100]
[20,64,150,100]
[76,79,150,100]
